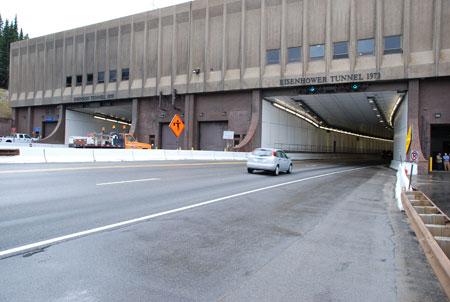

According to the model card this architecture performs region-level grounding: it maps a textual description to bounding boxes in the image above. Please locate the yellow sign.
[169,114,185,138]
[405,125,412,155]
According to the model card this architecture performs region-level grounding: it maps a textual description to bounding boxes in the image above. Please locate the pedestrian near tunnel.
[436,153,443,170]
[444,153,450,171]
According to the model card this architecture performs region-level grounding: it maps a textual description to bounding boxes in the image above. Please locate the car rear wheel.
[287,164,293,174]
[247,168,254,174]
[273,165,279,176]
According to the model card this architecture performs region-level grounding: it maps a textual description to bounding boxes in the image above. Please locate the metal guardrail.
[272,143,379,153]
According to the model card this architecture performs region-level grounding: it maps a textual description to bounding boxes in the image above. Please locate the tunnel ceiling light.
[389,94,405,127]
[94,113,131,126]
[272,102,393,143]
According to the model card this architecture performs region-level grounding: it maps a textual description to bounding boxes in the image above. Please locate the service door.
[199,121,228,151]
[160,122,184,149]
[43,121,57,138]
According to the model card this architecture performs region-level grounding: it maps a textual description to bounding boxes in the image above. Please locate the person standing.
[443,153,450,171]
[436,153,443,171]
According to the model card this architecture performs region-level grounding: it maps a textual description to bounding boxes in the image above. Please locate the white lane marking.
[96,178,160,186]
[0,166,367,258]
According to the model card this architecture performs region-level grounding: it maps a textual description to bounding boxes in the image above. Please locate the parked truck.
[69,132,151,149]
[0,133,35,143]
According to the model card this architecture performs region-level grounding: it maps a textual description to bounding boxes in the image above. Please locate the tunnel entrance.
[262,90,403,154]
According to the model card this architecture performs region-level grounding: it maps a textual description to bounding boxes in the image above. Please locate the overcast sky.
[1,0,193,38]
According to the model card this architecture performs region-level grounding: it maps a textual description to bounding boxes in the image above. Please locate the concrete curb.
[401,191,450,298]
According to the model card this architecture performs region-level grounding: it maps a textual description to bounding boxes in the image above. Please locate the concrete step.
[419,214,449,225]
[435,237,450,259]
[414,206,440,214]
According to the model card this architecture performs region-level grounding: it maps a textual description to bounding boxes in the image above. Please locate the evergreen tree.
[0,14,28,89]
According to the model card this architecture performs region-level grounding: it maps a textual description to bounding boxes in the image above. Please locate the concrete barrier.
[191,150,215,160]
[214,151,235,160]
[233,152,249,161]
[0,147,46,163]
[44,148,95,163]
[164,150,194,160]
[133,149,166,161]
[93,149,135,162]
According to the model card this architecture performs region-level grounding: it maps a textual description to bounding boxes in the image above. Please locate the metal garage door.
[161,122,184,149]
[199,121,228,151]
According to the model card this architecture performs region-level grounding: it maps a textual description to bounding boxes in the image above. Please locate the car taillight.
[272,151,276,156]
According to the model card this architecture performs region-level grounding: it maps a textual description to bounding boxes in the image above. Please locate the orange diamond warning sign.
[169,114,185,138]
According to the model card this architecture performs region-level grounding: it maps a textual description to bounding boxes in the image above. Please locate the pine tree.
[0,15,28,89]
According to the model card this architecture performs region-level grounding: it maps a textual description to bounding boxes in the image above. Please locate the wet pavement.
[412,171,450,216]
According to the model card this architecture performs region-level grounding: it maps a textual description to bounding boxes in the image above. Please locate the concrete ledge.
[401,191,450,298]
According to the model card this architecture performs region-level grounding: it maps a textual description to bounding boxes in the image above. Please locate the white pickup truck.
[0,133,34,143]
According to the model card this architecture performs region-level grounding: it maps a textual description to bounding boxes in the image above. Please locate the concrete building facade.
[8,0,450,173]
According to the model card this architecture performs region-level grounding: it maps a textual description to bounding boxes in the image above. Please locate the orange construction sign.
[169,114,185,138]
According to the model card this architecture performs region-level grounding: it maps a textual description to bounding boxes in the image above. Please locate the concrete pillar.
[27,107,32,135]
[221,0,227,91]
[349,0,356,72]
[240,0,246,89]
[403,0,410,77]
[408,79,428,174]
[434,0,442,75]
[280,0,287,77]
[130,98,139,137]
[184,94,195,150]
[302,0,308,75]
[375,0,382,72]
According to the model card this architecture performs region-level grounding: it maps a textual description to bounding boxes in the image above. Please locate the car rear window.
[253,149,272,156]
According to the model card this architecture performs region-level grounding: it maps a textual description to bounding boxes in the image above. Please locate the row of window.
[267,36,402,64]
[66,68,129,87]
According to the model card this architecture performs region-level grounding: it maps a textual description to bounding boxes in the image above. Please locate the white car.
[247,148,293,175]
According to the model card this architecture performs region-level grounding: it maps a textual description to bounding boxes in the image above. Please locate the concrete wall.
[136,90,253,150]
[8,0,450,107]
[392,93,408,163]
[418,77,450,158]
[261,99,391,153]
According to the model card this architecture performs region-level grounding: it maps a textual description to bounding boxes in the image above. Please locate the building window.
[266,49,280,65]
[121,68,130,81]
[86,73,93,85]
[310,44,324,61]
[333,42,348,59]
[76,75,82,86]
[66,76,72,87]
[97,72,105,84]
[287,47,302,63]
[384,35,402,54]
[109,70,117,82]
[358,39,374,56]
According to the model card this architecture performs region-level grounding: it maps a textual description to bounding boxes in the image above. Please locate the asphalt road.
[0,159,447,301]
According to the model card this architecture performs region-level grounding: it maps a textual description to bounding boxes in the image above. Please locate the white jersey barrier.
[0,147,46,163]
[44,148,95,163]
[0,146,249,163]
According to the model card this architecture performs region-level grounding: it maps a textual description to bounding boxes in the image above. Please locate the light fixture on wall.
[435,112,441,118]
[222,111,226,116]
